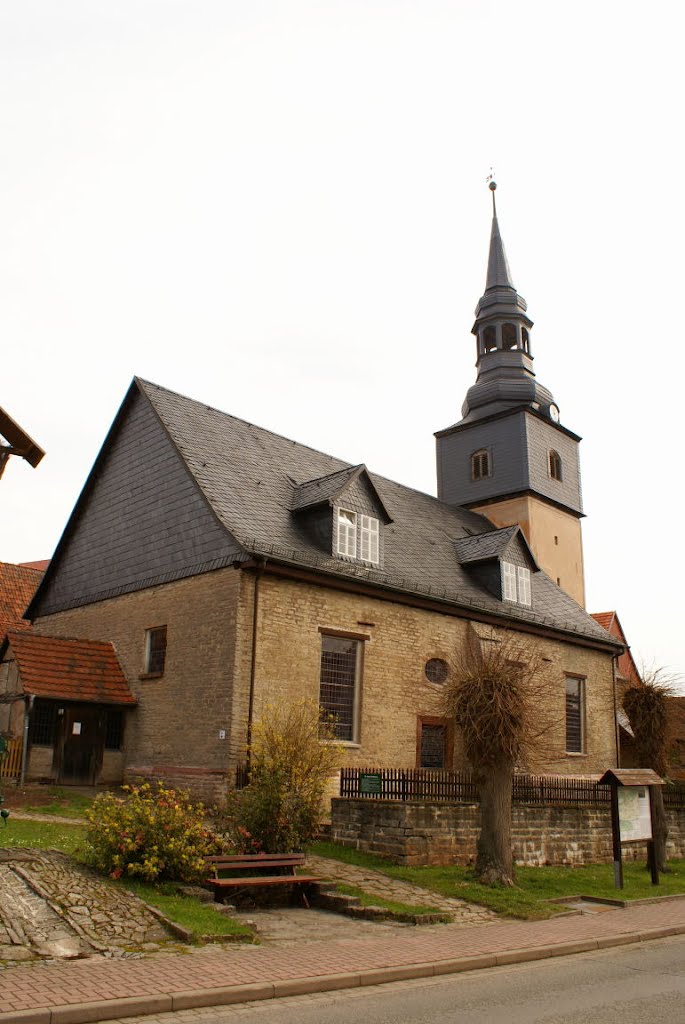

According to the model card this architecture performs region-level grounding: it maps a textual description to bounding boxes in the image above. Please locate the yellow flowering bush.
[217,701,342,853]
[83,782,223,882]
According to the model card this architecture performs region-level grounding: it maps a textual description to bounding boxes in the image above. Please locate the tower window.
[502,322,518,350]
[549,450,563,481]
[521,328,530,352]
[483,325,497,353]
[471,449,490,481]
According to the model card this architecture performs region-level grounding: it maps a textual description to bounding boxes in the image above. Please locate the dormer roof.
[454,525,539,571]
[291,464,392,521]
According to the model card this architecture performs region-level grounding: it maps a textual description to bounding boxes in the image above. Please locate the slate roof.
[454,526,526,565]
[5,632,136,705]
[135,379,620,650]
[291,465,365,511]
[0,561,44,639]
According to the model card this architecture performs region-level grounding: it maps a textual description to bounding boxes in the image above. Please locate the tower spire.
[485,181,515,292]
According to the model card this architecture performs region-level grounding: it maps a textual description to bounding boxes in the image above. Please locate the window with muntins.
[360,514,379,563]
[319,635,360,742]
[337,509,357,557]
[502,562,531,605]
[472,449,490,481]
[145,626,167,675]
[565,677,584,753]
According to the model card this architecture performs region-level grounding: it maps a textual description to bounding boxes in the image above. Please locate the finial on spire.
[486,169,497,215]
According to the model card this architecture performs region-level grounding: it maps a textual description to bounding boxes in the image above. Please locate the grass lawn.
[120,879,255,942]
[0,817,253,942]
[311,841,685,920]
[23,787,96,818]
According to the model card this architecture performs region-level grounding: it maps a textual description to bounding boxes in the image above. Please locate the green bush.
[217,701,342,853]
[83,782,222,882]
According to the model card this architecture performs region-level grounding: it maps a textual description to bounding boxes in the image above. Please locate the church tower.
[435,183,586,606]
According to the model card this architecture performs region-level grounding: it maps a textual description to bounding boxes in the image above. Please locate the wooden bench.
[203,853,321,906]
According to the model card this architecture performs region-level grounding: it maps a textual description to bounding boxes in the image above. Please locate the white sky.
[1,1,683,688]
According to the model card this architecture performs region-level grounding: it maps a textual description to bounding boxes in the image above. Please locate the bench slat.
[205,875,321,888]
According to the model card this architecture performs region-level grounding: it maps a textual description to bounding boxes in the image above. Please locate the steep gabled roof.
[591,611,638,683]
[29,377,620,650]
[0,561,44,638]
[4,632,136,705]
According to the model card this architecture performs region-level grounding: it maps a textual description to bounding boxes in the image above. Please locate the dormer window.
[337,509,357,557]
[471,449,490,481]
[336,508,380,564]
[360,514,379,563]
[549,450,562,481]
[501,561,531,606]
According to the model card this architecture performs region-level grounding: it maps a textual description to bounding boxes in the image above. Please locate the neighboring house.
[590,610,642,767]
[0,188,624,797]
[0,560,45,640]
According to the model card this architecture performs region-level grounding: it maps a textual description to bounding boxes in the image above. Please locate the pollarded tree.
[622,668,676,872]
[443,629,553,887]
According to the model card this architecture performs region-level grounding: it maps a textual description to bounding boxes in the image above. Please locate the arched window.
[483,325,497,352]
[472,449,490,481]
[549,450,562,481]
[502,323,518,350]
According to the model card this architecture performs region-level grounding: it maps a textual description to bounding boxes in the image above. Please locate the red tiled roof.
[591,612,615,631]
[19,559,50,572]
[5,632,136,705]
[0,561,44,638]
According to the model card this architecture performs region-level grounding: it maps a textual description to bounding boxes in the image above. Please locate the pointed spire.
[485,181,515,291]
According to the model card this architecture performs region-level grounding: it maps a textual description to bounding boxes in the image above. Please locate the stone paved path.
[0,849,171,963]
[306,855,496,924]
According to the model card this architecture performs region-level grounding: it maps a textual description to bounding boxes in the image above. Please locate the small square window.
[145,626,167,676]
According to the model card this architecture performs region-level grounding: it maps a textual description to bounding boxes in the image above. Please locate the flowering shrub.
[216,701,342,853]
[83,782,223,882]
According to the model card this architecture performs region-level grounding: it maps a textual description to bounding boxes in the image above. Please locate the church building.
[0,187,622,798]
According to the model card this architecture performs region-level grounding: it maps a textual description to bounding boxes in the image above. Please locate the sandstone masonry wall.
[331,797,685,866]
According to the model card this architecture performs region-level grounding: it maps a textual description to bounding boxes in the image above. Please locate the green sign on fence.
[359,772,382,795]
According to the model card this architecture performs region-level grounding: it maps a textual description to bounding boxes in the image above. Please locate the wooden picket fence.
[340,767,685,808]
[0,737,23,780]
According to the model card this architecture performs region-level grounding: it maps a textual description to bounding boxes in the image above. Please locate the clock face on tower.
[549,404,560,423]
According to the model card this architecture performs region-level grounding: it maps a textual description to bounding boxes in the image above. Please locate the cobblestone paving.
[306,855,496,924]
[0,849,171,964]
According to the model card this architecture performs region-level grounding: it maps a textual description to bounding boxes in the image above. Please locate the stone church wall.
[331,797,685,866]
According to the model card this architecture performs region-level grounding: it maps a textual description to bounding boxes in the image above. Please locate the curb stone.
[1,923,683,1024]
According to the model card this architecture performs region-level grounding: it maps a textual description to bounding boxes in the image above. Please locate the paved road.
[114,935,685,1024]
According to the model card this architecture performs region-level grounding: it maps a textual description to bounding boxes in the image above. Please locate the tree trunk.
[652,786,669,873]
[476,761,515,886]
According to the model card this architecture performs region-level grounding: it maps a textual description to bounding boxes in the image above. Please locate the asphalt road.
[118,935,685,1024]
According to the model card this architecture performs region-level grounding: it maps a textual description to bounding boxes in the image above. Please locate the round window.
[424,658,449,685]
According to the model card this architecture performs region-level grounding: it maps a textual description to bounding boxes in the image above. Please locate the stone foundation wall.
[331,798,685,867]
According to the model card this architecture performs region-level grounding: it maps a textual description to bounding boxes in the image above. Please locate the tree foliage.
[217,700,342,853]
[443,629,553,886]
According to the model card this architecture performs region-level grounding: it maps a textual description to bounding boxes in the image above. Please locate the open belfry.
[436,182,586,607]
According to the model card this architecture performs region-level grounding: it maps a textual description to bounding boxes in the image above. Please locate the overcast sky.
[1,1,683,689]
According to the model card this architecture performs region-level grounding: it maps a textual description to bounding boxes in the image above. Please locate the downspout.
[20,694,34,787]
[245,558,267,772]
[612,653,621,768]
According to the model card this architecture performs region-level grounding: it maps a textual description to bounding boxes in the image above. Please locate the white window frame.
[517,566,532,606]
[336,508,357,557]
[502,561,517,602]
[360,514,379,564]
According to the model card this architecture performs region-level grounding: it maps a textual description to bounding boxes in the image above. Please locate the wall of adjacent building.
[32,565,243,801]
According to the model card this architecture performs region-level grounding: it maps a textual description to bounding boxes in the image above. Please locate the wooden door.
[57,706,104,785]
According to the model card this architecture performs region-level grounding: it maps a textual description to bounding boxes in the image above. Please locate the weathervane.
[486,168,497,215]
